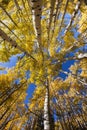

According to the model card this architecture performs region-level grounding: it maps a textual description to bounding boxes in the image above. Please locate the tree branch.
[0,28,37,62]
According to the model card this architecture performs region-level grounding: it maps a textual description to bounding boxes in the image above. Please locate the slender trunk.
[44,83,50,130]
[30,117,36,130]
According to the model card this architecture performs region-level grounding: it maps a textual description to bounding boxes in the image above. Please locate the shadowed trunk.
[30,117,36,130]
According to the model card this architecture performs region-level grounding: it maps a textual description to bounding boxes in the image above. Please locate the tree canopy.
[0,0,87,130]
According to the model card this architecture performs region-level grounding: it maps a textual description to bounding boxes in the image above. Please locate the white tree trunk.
[0,28,36,61]
[44,85,50,130]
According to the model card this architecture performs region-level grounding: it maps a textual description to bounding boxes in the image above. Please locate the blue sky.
[0,55,17,74]
[0,46,87,104]
[0,54,36,104]
[0,12,86,104]
[0,53,75,104]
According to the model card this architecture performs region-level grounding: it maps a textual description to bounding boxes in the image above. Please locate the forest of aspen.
[0,0,87,130]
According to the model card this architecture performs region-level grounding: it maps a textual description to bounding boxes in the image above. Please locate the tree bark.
[30,117,36,130]
[0,28,37,61]
[44,80,50,130]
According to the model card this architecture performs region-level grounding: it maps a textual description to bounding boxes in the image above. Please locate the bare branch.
[63,1,81,36]
[77,53,87,59]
